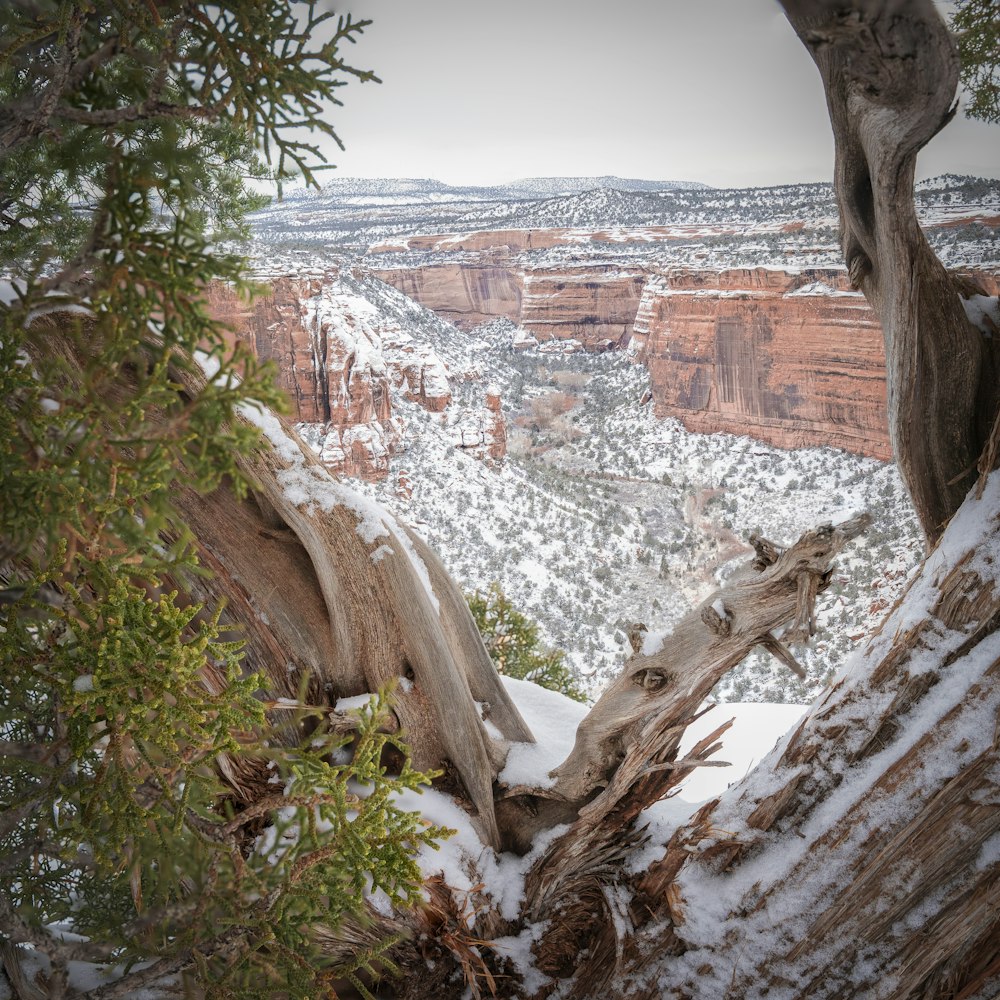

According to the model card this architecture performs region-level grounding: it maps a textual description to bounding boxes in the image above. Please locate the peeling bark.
[172,368,535,847]
[634,477,1000,1000]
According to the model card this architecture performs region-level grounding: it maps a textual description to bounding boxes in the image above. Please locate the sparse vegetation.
[469,582,587,703]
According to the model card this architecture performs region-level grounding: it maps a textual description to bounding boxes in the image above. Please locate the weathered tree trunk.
[778,0,1000,544]
[630,473,1000,999]
[168,363,535,850]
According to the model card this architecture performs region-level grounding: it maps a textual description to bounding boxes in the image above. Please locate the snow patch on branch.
[962,293,999,337]
[234,383,441,614]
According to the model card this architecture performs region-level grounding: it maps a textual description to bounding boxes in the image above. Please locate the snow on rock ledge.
[206,274,454,481]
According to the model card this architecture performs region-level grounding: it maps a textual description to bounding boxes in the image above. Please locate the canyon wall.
[375,259,895,459]
[209,263,998,470]
[206,276,454,480]
[521,268,646,349]
[632,269,891,459]
[377,264,647,350]
[378,264,522,331]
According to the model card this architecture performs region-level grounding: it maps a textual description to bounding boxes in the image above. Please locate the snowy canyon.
[230,175,1000,703]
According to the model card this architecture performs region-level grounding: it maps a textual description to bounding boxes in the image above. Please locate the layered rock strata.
[377,264,645,350]
[632,269,892,459]
[449,387,507,464]
[379,265,522,332]
[376,261,898,459]
[206,277,451,479]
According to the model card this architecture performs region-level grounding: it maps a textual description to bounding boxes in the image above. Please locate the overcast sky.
[314,0,999,188]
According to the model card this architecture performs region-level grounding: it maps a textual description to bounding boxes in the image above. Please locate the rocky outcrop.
[377,265,522,331]
[520,268,645,349]
[633,269,891,458]
[485,387,507,462]
[206,277,450,480]
[375,259,898,459]
[449,385,507,464]
[377,264,645,350]
[381,327,451,413]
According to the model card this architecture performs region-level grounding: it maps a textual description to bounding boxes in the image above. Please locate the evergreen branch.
[0,791,55,842]
[73,943,211,1000]
[0,5,91,154]
[0,894,118,964]
[0,739,54,763]
[56,99,225,127]
[219,791,358,837]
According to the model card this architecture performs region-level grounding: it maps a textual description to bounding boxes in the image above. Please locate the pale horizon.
[309,0,1000,189]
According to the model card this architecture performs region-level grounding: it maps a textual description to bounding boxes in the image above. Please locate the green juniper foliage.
[468,582,588,704]
[951,0,1000,124]
[1,3,444,997]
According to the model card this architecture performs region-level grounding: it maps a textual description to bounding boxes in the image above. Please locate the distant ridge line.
[282,175,711,201]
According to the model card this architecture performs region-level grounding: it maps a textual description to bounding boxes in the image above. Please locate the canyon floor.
[283,273,924,705]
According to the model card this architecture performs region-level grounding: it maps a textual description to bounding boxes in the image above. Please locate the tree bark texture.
[169,363,535,850]
[778,0,1000,545]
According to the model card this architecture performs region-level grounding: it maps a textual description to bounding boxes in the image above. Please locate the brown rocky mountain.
[206,275,505,481]
[632,269,891,458]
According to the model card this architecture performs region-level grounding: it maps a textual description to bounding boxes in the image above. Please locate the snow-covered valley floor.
[313,274,924,706]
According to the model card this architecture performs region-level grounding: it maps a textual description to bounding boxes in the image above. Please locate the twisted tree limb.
[538,514,869,812]
[779,0,1000,543]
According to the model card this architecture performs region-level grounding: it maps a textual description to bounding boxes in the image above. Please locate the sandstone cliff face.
[378,265,522,331]
[633,269,891,459]
[520,268,645,349]
[377,264,646,350]
[207,277,451,479]
[375,257,898,460]
[207,276,514,479]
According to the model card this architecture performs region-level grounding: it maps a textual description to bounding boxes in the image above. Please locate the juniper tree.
[468,582,587,703]
[0,3,447,997]
[951,0,1000,124]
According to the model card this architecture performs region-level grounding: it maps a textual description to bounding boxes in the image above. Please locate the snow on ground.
[246,174,1000,272]
[376,676,805,924]
[499,676,590,788]
[292,272,923,707]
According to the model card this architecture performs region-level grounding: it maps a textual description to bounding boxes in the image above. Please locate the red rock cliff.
[378,265,522,331]
[376,258,898,459]
[633,269,891,459]
[206,277,451,480]
[377,264,645,350]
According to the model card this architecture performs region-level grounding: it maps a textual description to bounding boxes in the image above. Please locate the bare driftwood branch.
[541,513,869,810]
[504,517,869,985]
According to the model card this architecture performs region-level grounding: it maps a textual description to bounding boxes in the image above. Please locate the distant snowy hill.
[494,175,709,198]
[247,173,1000,270]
